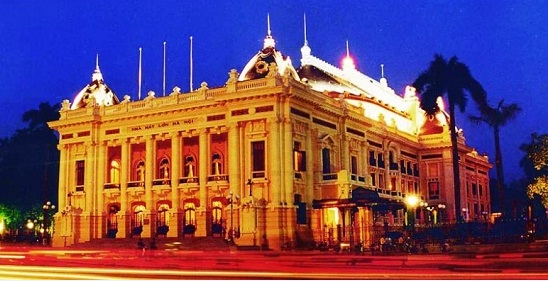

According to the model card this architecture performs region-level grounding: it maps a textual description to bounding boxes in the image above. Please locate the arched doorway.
[211,200,224,237]
[156,203,170,236]
[132,204,146,237]
[182,202,196,237]
[107,204,120,238]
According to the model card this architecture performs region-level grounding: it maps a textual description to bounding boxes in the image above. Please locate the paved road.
[1,245,548,279]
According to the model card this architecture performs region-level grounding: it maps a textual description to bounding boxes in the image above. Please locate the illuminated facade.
[48,29,491,249]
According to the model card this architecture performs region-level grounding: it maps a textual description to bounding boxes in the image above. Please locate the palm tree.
[469,100,521,215]
[413,54,487,222]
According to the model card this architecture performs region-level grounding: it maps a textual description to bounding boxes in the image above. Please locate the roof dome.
[71,57,120,110]
[238,16,299,82]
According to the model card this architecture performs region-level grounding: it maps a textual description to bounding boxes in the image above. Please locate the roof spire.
[346,40,350,58]
[267,13,271,37]
[301,13,312,59]
[380,64,388,87]
[303,13,308,46]
[92,53,103,81]
[263,13,276,49]
[342,40,355,71]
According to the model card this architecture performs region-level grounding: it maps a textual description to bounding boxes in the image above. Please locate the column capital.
[169,131,181,139]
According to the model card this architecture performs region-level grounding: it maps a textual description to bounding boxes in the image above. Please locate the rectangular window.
[293,142,306,172]
[479,184,483,197]
[379,175,385,189]
[76,160,85,186]
[377,153,385,168]
[322,148,331,174]
[428,181,440,199]
[369,151,376,166]
[350,156,358,175]
[472,183,477,196]
[371,173,376,187]
[251,141,265,178]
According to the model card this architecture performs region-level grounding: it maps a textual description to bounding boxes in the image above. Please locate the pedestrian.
[137,238,146,256]
[379,236,386,253]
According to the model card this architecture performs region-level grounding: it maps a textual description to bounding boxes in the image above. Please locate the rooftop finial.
[303,13,308,46]
[346,40,350,58]
[92,53,103,81]
[342,40,355,71]
[300,13,312,60]
[380,63,388,87]
[267,13,271,37]
[263,13,276,49]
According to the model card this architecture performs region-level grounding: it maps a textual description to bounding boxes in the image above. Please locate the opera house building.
[47,29,491,249]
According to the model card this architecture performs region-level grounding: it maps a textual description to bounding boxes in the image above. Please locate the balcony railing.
[153,179,171,186]
[179,177,198,184]
[322,173,338,181]
[207,174,229,182]
[104,183,120,190]
[128,181,144,188]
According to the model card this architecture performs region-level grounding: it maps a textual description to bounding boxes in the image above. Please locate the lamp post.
[226,191,239,244]
[404,195,419,236]
[461,208,468,222]
[437,204,446,224]
[42,201,56,246]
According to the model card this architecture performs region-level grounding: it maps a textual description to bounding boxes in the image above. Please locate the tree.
[0,102,60,212]
[413,54,487,222]
[469,99,522,213]
[523,133,548,207]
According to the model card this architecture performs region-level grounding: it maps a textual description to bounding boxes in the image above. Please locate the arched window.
[184,202,196,226]
[136,160,145,182]
[157,204,170,226]
[184,155,195,181]
[132,204,146,236]
[211,153,222,176]
[183,202,197,236]
[107,204,120,230]
[109,160,120,184]
[158,158,170,179]
[212,201,223,224]
[211,200,223,236]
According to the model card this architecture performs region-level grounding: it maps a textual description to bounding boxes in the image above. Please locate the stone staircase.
[69,236,231,251]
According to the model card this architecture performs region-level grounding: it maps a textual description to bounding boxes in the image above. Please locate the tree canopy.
[523,133,548,207]
[0,102,60,212]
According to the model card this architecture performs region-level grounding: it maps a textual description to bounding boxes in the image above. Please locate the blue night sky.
[0,1,546,183]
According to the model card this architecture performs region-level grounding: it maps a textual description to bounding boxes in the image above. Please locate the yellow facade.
[48,32,491,249]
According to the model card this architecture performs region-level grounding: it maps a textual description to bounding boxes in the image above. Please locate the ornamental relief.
[349,139,360,152]
[245,120,266,134]
[293,120,307,136]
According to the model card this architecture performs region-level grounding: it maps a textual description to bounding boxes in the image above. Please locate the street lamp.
[461,208,468,222]
[42,201,56,246]
[437,204,446,224]
[226,191,239,244]
[404,195,419,235]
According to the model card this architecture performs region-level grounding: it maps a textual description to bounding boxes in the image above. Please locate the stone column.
[305,126,314,205]
[144,135,155,238]
[267,118,281,205]
[96,141,106,239]
[198,129,208,205]
[145,135,154,209]
[84,141,95,212]
[198,129,209,237]
[283,118,293,205]
[228,123,241,198]
[119,138,130,238]
[169,132,181,238]
[57,144,67,208]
